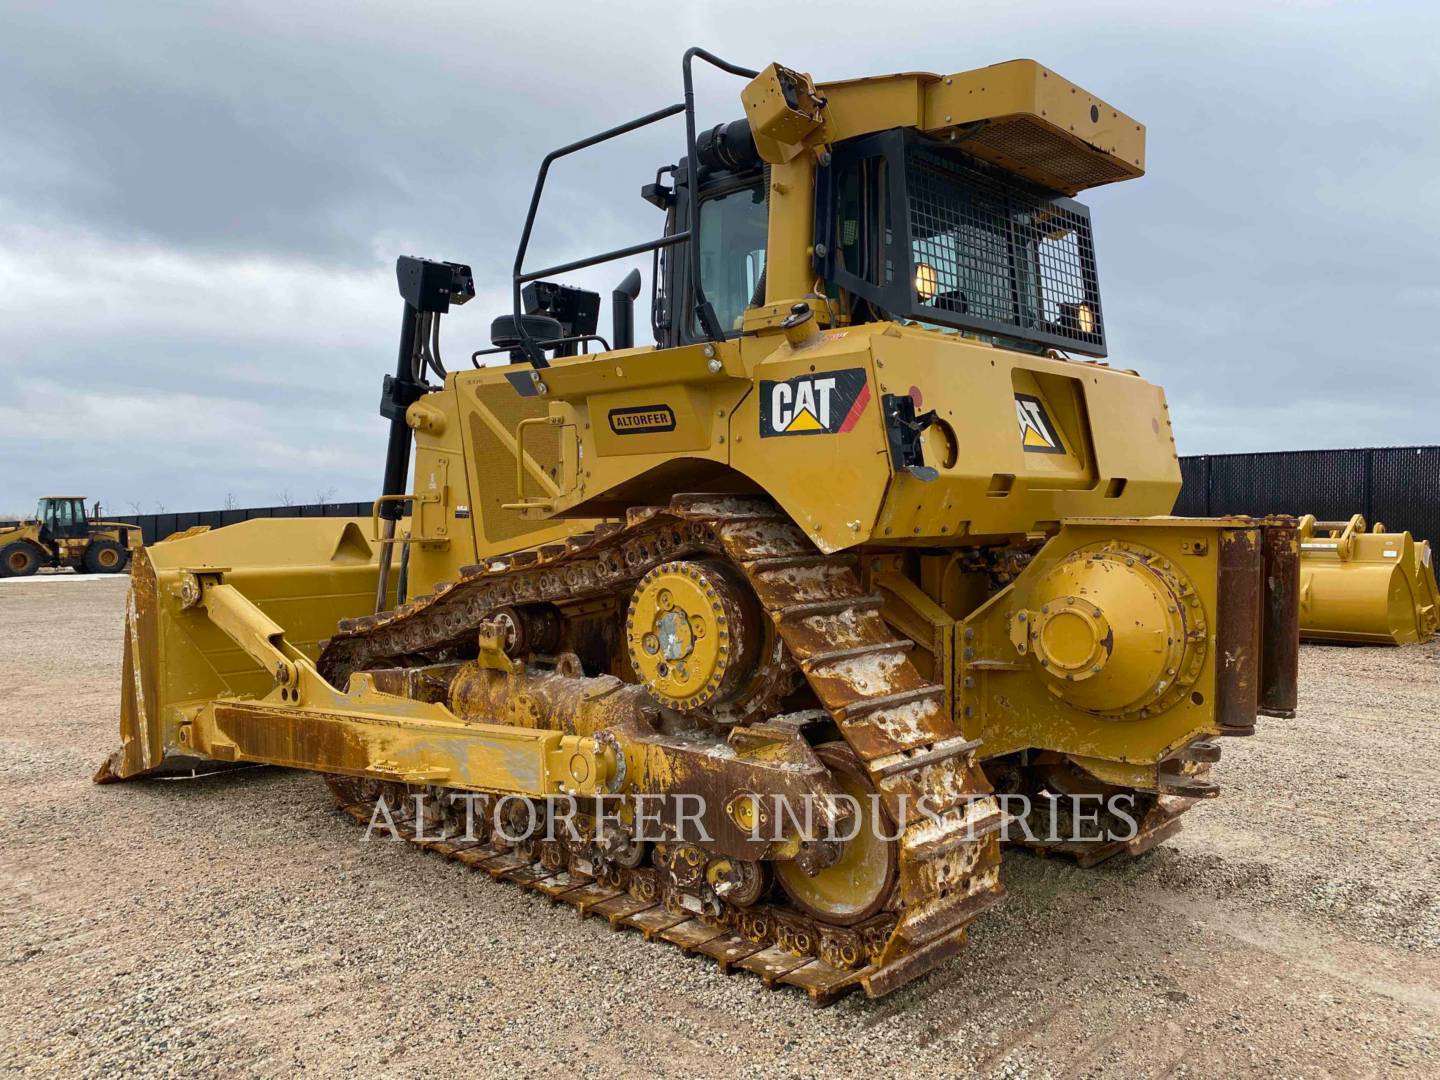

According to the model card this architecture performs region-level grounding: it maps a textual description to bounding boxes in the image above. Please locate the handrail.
[511,103,685,369]
[504,416,566,511]
[681,48,760,342]
[471,334,612,366]
[370,494,418,545]
[509,48,758,369]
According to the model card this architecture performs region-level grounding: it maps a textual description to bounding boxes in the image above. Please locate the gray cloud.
[1,0,1436,514]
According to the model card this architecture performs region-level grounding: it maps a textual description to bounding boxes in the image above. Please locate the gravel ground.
[3,576,1438,1078]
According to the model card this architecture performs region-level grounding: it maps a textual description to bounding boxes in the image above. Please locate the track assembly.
[327,776,970,1005]
[318,496,1009,999]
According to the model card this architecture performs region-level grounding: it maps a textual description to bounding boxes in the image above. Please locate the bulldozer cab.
[36,497,90,542]
[639,61,1120,357]
[498,55,1134,371]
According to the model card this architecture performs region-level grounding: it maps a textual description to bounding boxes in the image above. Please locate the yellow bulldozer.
[1297,514,1439,645]
[95,51,1299,1002]
[0,496,138,577]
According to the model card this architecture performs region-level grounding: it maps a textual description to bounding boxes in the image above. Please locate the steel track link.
[328,783,883,1005]
[700,497,1006,983]
[1011,787,1204,868]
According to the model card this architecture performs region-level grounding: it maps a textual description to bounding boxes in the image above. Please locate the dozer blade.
[95,517,386,782]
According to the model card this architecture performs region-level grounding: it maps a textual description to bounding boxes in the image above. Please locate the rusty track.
[707,499,1005,978]
[1003,753,1217,868]
[329,781,900,1004]
[318,495,1005,998]
[1011,793,1195,868]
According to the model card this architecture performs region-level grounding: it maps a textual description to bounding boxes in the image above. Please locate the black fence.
[1174,446,1440,542]
[111,502,373,546]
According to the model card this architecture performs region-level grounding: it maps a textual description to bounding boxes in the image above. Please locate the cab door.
[660,165,768,348]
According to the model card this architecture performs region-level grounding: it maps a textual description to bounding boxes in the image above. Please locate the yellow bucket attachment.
[1297,514,1440,645]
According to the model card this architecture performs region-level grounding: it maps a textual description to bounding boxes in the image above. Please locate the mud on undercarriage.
[312,495,1213,1001]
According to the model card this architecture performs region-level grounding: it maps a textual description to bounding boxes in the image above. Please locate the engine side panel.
[448,326,1182,559]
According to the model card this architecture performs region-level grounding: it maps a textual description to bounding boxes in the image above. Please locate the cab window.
[696,182,767,335]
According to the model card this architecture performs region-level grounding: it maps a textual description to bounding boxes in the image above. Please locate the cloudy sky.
[1,0,1435,515]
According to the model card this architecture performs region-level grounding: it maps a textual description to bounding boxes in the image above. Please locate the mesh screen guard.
[816,129,1107,356]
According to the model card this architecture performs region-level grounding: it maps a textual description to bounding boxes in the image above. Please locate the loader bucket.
[95,517,385,781]
[1296,515,1440,646]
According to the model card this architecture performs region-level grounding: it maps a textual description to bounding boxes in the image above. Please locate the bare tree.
[314,486,337,506]
[126,500,144,515]
[278,490,297,507]
[223,492,239,510]
[152,501,167,513]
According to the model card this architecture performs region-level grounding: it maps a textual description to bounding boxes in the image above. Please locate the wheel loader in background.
[1297,514,1439,645]
[0,497,137,577]
[95,50,1300,1002]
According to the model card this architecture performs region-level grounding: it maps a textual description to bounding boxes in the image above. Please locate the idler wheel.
[775,743,898,926]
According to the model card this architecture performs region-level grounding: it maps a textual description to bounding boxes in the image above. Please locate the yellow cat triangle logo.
[784,408,824,432]
[1022,424,1053,448]
[1015,393,1064,454]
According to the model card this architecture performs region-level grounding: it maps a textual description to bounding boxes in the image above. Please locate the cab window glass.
[835,155,892,290]
[696,183,767,334]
